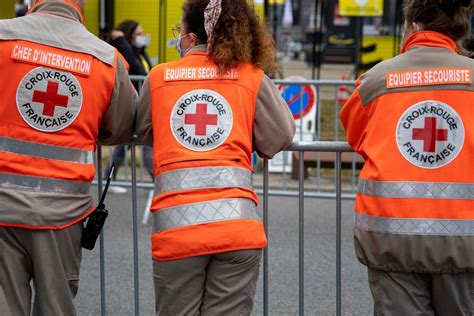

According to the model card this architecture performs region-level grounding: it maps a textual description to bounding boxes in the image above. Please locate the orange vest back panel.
[148,52,267,260]
[0,40,115,181]
[0,39,116,228]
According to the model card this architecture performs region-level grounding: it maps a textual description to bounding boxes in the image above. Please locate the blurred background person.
[109,20,152,87]
[105,19,154,194]
[137,0,295,314]
[15,0,28,17]
[341,0,473,315]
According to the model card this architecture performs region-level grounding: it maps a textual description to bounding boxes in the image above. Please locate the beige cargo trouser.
[153,249,262,316]
[368,268,474,316]
[0,223,83,316]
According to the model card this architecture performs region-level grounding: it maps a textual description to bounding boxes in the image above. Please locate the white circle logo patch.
[171,89,233,152]
[16,67,83,132]
[396,100,464,169]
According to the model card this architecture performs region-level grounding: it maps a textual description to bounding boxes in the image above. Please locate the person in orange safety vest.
[0,0,137,315]
[340,0,473,314]
[137,0,296,314]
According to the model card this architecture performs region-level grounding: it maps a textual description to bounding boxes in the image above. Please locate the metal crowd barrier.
[127,75,359,198]
[93,140,355,316]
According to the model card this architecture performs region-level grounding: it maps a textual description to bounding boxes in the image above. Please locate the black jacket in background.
[109,37,153,90]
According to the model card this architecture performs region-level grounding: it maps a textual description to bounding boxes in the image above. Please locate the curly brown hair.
[182,0,278,75]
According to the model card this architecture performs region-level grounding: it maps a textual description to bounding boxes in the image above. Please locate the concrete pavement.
[75,188,373,315]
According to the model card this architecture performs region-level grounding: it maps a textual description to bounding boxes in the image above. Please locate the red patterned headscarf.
[204,0,222,53]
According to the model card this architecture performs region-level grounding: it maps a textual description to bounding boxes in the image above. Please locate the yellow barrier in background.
[361,35,399,65]
[0,0,17,20]
[84,0,100,35]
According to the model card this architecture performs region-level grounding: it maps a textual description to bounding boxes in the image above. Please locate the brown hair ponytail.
[403,0,472,47]
[182,0,278,75]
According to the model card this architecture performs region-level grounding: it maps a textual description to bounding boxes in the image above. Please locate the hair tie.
[204,0,222,54]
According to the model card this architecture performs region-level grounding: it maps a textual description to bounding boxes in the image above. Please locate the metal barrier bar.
[93,141,356,199]
[135,75,359,88]
[129,75,358,194]
[282,151,288,191]
[298,152,305,316]
[125,146,129,181]
[131,144,140,316]
[95,126,356,314]
[116,73,361,314]
[286,141,352,152]
[263,159,269,316]
[137,72,145,183]
[259,190,355,200]
[299,84,304,141]
[334,89,340,141]
[97,146,106,316]
[316,86,322,192]
[130,75,146,82]
[352,153,357,194]
[336,152,342,316]
[273,79,357,86]
[140,147,145,183]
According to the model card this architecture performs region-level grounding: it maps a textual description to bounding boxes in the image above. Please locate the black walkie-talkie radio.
[81,163,115,250]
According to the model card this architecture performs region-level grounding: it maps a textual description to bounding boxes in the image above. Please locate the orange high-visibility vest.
[148,52,267,261]
[341,31,474,273]
[0,38,117,229]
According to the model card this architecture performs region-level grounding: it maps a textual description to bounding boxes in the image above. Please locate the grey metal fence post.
[282,151,288,191]
[299,85,304,142]
[137,79,144,183]
[299,152,305,316]
[131,143,140,315]
[263,159,269,316]
[140,147,145,183]
[334,89,340,141]
[91,139,357,314]
[137,79,143,92]
[316,86,321,192]
[97,145,106,316]
[125,147,129,181]
[352,153,357,194]
[335,152,342,316]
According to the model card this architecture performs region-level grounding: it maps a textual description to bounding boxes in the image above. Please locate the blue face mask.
[176,34,192,58]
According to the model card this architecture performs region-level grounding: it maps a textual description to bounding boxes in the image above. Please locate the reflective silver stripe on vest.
[155,167,253,195]
[0,137,94,165]
[358,179,474,200]
[0,172,90,195]
[354,213,474,236]
[153,198,260,232]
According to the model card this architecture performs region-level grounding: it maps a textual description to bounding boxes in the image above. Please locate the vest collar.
[184,44,207,57]
[28,0,84,25]
[401,31,457,54]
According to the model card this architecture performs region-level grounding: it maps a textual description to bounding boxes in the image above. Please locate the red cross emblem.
[412,117,448,153]
[185,103,218,136]
[32,81,69,117]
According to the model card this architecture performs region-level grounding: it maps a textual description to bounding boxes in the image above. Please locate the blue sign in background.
[281,84,315,119]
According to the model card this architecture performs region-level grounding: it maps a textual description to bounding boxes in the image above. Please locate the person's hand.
[110,30,125,40]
